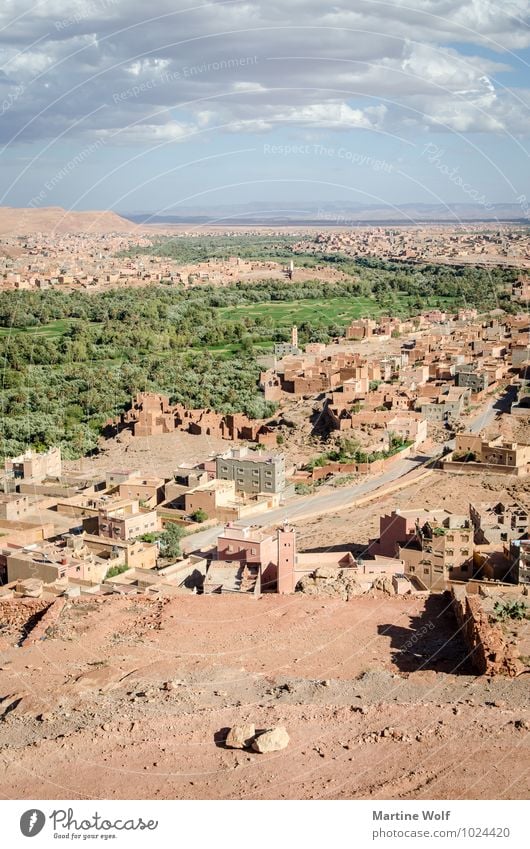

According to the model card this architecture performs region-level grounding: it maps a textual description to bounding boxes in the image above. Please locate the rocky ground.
[294,468,530,554]
[0,593,528,800]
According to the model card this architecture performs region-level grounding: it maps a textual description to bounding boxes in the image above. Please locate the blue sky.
[0,0,529,214]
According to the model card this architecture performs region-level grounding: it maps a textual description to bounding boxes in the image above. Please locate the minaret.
[291,325,298,349]
[277,525,296,594]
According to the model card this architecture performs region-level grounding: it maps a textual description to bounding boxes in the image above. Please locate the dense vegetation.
[0,251,520,460]
[305,433,412,470]
[117,233,300,264]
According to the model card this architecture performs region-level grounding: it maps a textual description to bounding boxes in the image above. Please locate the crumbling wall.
[21,598,67,646]
[0,598,52,647]
[451,587,521,676]
[110,392,276,444]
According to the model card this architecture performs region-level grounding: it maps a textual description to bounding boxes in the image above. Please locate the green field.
[0,319,74,337]
[214,295,388,326]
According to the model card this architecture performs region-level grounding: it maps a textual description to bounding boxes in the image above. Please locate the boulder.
[252,726,290,753]
[225,723,256,749]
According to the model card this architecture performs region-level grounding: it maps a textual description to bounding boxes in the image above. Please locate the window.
[423,568,429,575]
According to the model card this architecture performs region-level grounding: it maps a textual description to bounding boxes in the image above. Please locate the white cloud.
[0,0,527,145]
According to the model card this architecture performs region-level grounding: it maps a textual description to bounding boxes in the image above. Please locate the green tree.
[159,523,185,558]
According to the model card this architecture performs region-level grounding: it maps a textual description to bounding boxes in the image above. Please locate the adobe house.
[96,501,159,541]
[0,493,31,522]
[444,433,530,477]
[4,446,62,481]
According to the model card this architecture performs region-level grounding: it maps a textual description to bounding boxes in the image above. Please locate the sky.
[0,0,529,215]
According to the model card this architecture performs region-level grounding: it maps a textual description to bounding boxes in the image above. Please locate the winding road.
[182,388,512,553]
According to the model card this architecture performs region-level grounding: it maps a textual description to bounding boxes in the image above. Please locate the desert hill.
[0,206,138,235]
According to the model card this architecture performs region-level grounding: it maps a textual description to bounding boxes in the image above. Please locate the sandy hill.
[0,206,137,235]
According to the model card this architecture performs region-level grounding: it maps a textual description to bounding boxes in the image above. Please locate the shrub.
[295,482,312,495]
[105,563,129,579]
[138,532,159,543]
[492,599,527,622]
[191,508,208,523]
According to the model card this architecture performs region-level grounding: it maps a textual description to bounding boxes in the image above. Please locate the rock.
[371,576,395,595]
[313,566,338,580]
[321,680,331,688]
[297,569,364,601]
[225,723,256,749]
[0,692,45,719]
[252,726,290,753]
[514,719,530,731]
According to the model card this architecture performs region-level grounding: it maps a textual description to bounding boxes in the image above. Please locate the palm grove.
[0,244,519,460]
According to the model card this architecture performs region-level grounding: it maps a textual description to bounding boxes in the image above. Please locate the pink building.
[216,523,296,592]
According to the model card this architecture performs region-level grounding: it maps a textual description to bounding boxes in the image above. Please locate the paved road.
[182,390,509,553]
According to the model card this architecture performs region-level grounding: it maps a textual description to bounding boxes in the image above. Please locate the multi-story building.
[215,447,285,494]
[397,513,474,590]
[470,501,529,545]
[96,501,159,541]
[416,387,470,422]
[454,364,489,394]
[0,493,31,521]
[508,539,530,584]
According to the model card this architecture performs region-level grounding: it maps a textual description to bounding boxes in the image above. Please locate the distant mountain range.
[0,203,528,236]
[123,201,530,226]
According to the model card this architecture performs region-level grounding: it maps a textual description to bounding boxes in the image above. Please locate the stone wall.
[450,587,521,676]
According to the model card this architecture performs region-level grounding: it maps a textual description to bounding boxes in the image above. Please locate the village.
[1,298,530,678]
[2,221,530,293]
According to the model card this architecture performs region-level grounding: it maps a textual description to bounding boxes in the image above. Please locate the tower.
[277,524,296,594]
[291,325,298,349]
